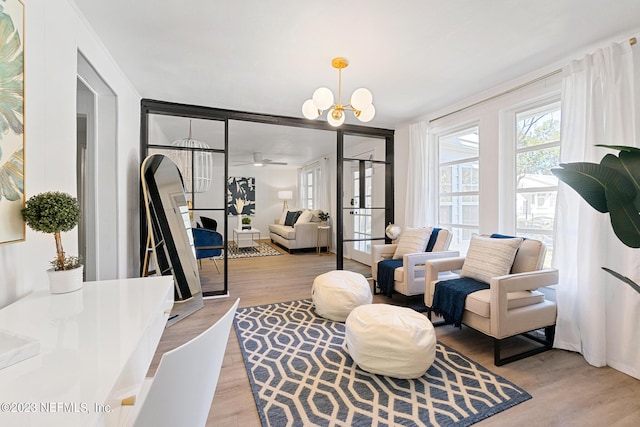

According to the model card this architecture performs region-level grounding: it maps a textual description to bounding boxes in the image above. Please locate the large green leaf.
[602,267,640,294]
[605,187,640,248]
[601,151,640,211]
[551,162,632,213]
[595,144,640,154]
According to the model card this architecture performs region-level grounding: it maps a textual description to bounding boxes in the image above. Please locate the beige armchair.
[372,228,458,297]
[424,236,558,365]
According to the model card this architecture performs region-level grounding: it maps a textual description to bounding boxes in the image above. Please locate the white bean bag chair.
[312,270,372,322]
[345,304,436,379]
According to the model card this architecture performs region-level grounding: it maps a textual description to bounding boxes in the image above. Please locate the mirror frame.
[141,154,202,298]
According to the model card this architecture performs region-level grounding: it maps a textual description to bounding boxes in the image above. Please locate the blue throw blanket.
[377,259,403,296]
[432,277,489,327]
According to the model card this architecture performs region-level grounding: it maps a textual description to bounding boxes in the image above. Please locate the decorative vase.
[237,214,243,230]
[47,265,84,294]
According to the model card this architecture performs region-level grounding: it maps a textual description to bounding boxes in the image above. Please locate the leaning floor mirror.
[141,153,204,325]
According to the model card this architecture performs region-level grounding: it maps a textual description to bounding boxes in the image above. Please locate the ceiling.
[150,114,337,167]
[74,0,640,164]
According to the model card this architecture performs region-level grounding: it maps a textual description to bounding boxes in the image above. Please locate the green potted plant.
[242,216,251,229]
[318,211,330,225]
[551,145,640,293]
[22,191,83,293]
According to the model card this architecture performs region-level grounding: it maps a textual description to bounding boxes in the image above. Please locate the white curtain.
[317,157,330,211]
[554,41,640,379]
[405,121,438,227]
[296,167,304,209]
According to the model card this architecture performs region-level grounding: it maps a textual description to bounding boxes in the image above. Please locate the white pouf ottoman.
[345,304,436,379]
[312,270,372,322]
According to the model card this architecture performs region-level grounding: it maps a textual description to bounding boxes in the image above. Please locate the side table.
[317,225,331,254]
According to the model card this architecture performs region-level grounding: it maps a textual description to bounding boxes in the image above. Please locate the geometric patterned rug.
[227,241,283,259]
[234,299,531,427]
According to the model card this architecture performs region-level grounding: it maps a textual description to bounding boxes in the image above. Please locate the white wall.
[394,33,640,234]
[0,0,141,308]
[225,165,298,239]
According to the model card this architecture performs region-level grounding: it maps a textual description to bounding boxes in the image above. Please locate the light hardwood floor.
[150,242,640,426]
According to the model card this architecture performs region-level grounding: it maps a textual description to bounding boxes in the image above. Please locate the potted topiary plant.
[21,191,83,294]
[242,216,251,229]
[551,145,640,293]
[318,211,330,226]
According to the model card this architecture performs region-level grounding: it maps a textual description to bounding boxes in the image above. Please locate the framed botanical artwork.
[0,0,25,244]
[227,177,255,216]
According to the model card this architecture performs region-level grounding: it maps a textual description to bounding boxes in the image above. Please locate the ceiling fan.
[234,152,287,166]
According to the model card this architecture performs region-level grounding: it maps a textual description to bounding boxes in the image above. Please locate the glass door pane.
[342,135,386,267]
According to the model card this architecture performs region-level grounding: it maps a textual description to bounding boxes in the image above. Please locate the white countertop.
[0,276,174,427]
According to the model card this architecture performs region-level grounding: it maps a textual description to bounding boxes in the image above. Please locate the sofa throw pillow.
[284,211,300,226]
[392,227,433,260]
[279,210,289,225]
[310,209,322,222]
[296,209,314,224]
[461,234,522,284]
[283,210,303,226]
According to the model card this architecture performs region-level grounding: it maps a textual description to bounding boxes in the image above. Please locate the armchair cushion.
[461,235,522,283]
[466,288,545,318]
[511,238,545,273]
[432,277,489,327]
[392,227,432,259]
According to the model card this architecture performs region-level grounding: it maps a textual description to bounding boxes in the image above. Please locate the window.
[300,163,320,209]
[515,102,560,267]
[304,170,314,209]
[438,126,480,254]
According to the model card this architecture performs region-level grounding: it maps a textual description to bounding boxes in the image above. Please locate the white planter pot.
[47,265,84,294]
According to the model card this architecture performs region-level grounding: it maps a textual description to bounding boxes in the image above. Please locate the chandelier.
[301,57,375,127]
[170,121,213,194]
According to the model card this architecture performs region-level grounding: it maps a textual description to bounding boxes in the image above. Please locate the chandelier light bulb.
[312,87,334,111]
[356,104,376,123]
[302,99,320,119]
[327,108,345,127]
[350,88,373,111]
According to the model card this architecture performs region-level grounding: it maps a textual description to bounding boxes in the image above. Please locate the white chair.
[372,227,458,297]
[124,299,239,426]
[424,236,557,365]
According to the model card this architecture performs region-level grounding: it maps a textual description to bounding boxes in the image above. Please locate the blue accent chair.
[192,228,223,273]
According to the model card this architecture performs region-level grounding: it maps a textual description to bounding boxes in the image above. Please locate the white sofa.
[269,209,322,252]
